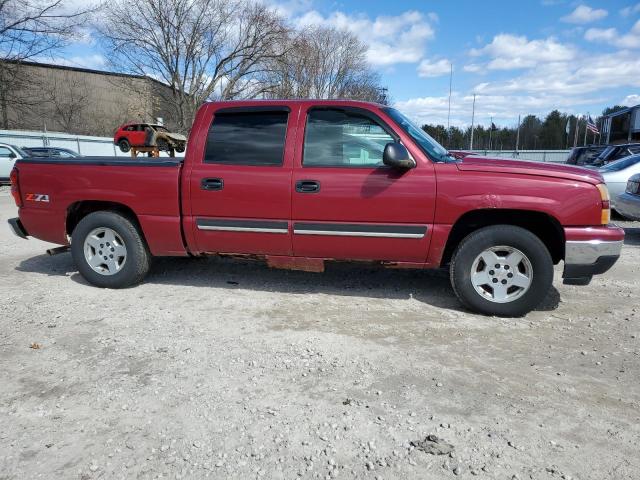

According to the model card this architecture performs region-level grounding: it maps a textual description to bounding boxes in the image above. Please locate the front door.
[188,105,298,256]
[291,106,436,263]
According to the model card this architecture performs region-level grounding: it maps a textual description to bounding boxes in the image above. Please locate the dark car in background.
[565,145,607,166]
[22,147,80,158]
[590,143,640,168]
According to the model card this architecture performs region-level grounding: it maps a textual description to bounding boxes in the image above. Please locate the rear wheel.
[118,138,131,152]
[71,211,150,288]
[450,225,553,317]
[175,143,185,153]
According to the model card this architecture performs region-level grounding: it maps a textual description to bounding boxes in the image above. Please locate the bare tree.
[265,26,387,103]
[99,0,288,131]
[0,0,95,128]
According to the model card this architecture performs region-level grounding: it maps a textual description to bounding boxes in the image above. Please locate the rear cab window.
[204,110,289,166]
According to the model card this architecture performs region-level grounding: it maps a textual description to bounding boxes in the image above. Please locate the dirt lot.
[0,186,639,480]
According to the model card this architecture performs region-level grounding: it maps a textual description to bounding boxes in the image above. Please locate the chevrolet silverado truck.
[8,100,624,316]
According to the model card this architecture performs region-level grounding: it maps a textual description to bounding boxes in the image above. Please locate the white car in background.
[0,142,26,184]
[597,154,640,211]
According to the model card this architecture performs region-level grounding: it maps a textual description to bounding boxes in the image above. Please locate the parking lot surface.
[1,187,639,479]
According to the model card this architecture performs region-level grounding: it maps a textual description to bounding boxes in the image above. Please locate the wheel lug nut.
[501,279,507,285]
[103,256,107,260]
[495,264,500,268]
[489,270,495,275]
[492,278,498,283]
[507,273,513,278]
[110,247,114,252]
[504,265,509,270]
[109,254,113,259]
[99,250,102,254]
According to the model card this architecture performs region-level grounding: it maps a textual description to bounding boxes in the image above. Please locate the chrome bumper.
[563,239,623,284]
[565,240,623,265]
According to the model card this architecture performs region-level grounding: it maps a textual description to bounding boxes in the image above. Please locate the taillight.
[10,167,22,207]
[596,183,610,225]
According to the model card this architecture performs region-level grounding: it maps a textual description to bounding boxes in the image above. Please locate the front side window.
[303,109,395,167]
[0,147,12,158]
[204,111,288,166]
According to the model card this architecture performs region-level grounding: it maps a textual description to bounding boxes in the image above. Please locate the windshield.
[599,154,640,172]
[382,107,452,162]
[153,125,169,132]
[11,145,28,157]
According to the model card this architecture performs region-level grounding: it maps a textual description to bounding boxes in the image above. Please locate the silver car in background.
[615,173,640,221]
[597,154,640,210]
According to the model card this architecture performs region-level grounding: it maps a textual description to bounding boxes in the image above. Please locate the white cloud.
[620,3,640,17]
[585,20,640,48]
[561,5,608,24]
[394,91,600,128]
[417,58,451,78]
[294,10,435,66]
[463,63,483,73]
[622,94,640,105]
[471,51,640,97]
[469,34,576,70]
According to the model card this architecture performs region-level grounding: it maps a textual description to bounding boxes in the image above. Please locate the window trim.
[203,108,290,166]
[302,106,400,169]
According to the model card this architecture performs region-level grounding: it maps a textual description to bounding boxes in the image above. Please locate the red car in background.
[114,123,187,153]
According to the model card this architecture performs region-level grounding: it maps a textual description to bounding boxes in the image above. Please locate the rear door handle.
[295,180,320,193]
[201,178,224,191]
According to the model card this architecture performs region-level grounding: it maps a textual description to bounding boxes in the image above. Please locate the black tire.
[71,211,150,288]
[156,139,169,151]
[118,138,131,153]
[450,225,553,317]
[174,143,185,153]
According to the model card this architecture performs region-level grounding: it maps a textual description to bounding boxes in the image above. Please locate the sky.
[50,0,640,128]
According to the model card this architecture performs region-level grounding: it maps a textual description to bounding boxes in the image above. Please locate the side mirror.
[383,142,415,169]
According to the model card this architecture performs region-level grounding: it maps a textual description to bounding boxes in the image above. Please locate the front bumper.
[8,217,29,239]
[563,237,623,284]
[615,193,640,221]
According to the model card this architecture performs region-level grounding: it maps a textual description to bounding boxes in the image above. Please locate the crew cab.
[8,100,624,316]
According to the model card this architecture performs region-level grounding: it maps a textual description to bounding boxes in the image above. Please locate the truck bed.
[15,157,187,256]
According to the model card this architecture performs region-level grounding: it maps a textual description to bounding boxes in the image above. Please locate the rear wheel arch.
[440,209,565,267]
[66,201,147,245]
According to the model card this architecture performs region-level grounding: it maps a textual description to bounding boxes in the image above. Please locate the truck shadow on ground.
[17,252,561,314]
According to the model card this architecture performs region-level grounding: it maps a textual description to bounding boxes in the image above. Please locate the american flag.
[586,115,599,134]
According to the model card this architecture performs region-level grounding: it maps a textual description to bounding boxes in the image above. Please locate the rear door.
[0,146,17,179]
[291,105,436,263]
[187,105,298,255]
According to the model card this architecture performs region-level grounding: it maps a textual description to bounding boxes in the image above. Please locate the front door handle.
[201,178,224,191]
[295,180,320,193]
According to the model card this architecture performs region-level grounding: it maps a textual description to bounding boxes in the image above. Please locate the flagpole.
[470,94,476,150]
[583,113,588,146]
[573,115,580,148]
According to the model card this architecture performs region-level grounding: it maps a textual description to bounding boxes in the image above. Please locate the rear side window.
[204,111,288,165]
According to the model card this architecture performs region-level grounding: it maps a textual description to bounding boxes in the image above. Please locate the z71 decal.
[25,193,50,202]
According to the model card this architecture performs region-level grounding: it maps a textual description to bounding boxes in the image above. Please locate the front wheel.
[118,139,131,153]
[450,225,553,317]
[71,211,150,288]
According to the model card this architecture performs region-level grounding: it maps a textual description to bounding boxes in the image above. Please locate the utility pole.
[515,114,521,153]
[446,62,453,147]
[469,94,476,150]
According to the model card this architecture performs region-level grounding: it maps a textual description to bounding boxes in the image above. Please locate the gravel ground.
[0,186,639,480]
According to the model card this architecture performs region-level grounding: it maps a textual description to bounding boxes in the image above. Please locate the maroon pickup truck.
[8,100,624,316]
